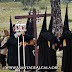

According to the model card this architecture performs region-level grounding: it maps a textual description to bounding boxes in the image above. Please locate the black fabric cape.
[60,31,72,72]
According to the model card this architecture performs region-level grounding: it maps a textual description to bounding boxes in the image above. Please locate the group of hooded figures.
[0,5,72,72]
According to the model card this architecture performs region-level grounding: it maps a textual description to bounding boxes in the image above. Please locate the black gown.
[18,34,35,67]
[60,31,72,72]
[37,31,52,67]
[20,44,23,66]
[25,45,35,66]
[50,36,59,71]
[0,36,18,66]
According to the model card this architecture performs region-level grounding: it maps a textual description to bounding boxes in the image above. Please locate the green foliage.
[68,19,72,22]
[0,0,8,2]
[38,1,46,9]
[38,0,50,9]
[20,0,50,9]
[0,0,20,2]
[61,0,72,2]
[20,0,39,6]
[22,7,29,10]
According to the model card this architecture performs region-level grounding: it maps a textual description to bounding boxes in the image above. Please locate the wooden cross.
[15,8,52,67]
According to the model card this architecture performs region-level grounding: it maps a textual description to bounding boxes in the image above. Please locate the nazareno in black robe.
[37,11,53,72]
[0,16,28,67]
[0,36,18,66]
[19,15,35,67]
[60,31,72,72]
[47,15,59,71]
[0,16,19,66]
[59,5,72,72]
[0,34,24,66]
[24,16,35,67]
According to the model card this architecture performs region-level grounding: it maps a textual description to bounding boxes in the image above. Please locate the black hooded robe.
[24,16,35,69]
[47,15,59,71]
[37,11,53,72]
[59,5,72,72]
[37,31,52,68]
[60,31,72,72]
[0,36,18,66]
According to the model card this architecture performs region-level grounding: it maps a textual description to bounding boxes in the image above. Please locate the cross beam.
[15,14,52,19]
[15,9,52,67]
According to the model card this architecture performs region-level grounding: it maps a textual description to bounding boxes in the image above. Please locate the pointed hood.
[63,4,69,33]
[40,11,47,33]
[25,12,34,42]
[10,16,15,37]
[37,11,53,44]
[38,11,47,41]
[25,12,30,34]
[27,17,34,36]
[25,17,34,42]
[48,16,53,34]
